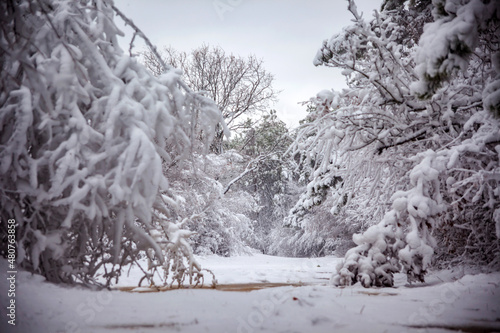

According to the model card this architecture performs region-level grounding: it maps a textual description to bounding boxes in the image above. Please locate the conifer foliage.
[0,0,222,286]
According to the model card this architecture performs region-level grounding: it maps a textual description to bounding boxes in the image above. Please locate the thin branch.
[111,4,172,73]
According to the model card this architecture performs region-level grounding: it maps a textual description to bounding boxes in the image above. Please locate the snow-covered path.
[1,255,499,333]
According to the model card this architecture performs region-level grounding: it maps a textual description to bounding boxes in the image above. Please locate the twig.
[111,4,172,73]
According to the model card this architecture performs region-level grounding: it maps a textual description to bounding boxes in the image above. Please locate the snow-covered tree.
[141,45,278,153]
[0,0,222,286]
[288,0,499,287]
[222,110,296,253]
[163,152,260,257]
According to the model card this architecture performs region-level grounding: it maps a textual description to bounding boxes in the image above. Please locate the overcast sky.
[113,0,382,128]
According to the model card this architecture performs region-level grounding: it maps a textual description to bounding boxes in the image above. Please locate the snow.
[495,208,500,239]
[2,255,499,333]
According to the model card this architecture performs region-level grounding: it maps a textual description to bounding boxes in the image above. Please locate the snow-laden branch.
[0,0,224,286]
[289,0,499,286]
[223,154,269,194]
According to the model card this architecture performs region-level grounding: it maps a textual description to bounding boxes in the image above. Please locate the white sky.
[112,0,382,128]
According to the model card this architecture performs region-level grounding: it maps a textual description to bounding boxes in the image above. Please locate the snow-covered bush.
[288,0,499,287]
[0,0,222,286]
[164,152,260,256]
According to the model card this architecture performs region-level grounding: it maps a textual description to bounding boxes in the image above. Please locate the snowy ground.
[1,254,499,333]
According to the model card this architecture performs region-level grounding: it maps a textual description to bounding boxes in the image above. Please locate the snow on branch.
[223,154,269,194]
[290,0,500,287]
[0,0,223,286]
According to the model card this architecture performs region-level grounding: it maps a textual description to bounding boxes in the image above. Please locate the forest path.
[2,255,500,333]
[111,253,339,290]
[116,282,309,293]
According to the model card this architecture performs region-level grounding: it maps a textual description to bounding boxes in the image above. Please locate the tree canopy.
[141,45,278,153]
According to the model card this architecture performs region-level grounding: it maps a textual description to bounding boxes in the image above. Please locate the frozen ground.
[1,254,499,333]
